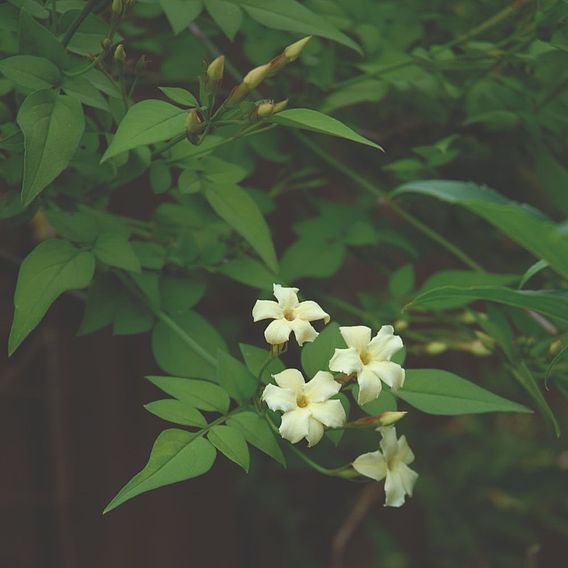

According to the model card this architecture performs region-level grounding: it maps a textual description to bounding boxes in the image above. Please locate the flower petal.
[384,464,418,507]
[368,325,403,361]
[264,318,292,345]
[397,435,415,465]
[379,426,399,460]
[273,284,299,308]
[329,347,362,375]
[295,300,330,323]
[273,368,305,393]
[252,300,282,322]
[289,318,318,346]
[368,361,405,391]
[303,371,341,402]
[279,407,310,443]
[339,325,371,351]
[306,417,325,447]
[352,450,388,481]
[309,399,346,428]
[357,367,382,405]
[261,384,297,412]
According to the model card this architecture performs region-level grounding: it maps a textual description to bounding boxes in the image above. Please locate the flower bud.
[425,341,447,355]
[207,55,225,83]
[254,101,275,118]
[100,37,112,51]
[243,63,271,89]
[112,0,124,15]
[349,411,407,428]
[272,98,288,113]
[135,54,148,73]
[113,44,126,63]
[185,110,202,144]
[549,339,562,356]
[284,36,312,61]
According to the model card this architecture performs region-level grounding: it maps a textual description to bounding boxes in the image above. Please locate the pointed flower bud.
[185,109,202,136]
[243,63,271,89]
[284,36,312,61]
[272,98,288,113]
[254,101,275,119]
[207,55,225,83]
[349,411,407,428]
[112,0,124,15]
[113,44,126,62]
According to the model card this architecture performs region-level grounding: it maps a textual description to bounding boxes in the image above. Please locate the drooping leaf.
[204,0,242,40]
[9,240,95,354]
[104,431,216,513]
[144,399,207,427]
[159,0,203,35]
[392,180,568,278]
[227,411,286,466]
[395,369,532,415]
[147,376,230,413]
[205,184,278,272]
[271,109,382,150]
[207,424,249,472]
[158,86,198,107]
[101,100,186,162]
[0,55,60,90]
[17,89,85,205]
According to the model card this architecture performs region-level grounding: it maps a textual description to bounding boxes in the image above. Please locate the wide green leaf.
[392,180,568,278]
[239,343,284,384]
[227,411,285,466]
[147,376,230,413]
[395,369,531,415]
[101,100,186,162]
[271,109,382,150]
[104,431,216,512]
[17,89,85,205]
[0,55,60,90]
[301,322,343,378]
[207,424,249,472]
[231,0,360,53]
[144,399,207,427]
[93,232,141,272]
[205,184,278,272]
[217,350,258,403]
[159,0,203,35]
[9,240,95,354]
[409,286,568,325]
[151,310,227,380]
[205,0,242,40]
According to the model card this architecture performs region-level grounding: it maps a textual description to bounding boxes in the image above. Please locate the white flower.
[352,426,418,508]
[329,325,405,406]
[261,369,346,446]
[252,284,330,346]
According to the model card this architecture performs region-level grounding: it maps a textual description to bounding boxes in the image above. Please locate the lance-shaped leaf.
[392,180,568,278]
[104,431,216,513]
[271,109,382,150]
[17,89,85,205]
[101,100,187,162]
[207,425,250,472]
[9,240,95,354]
[0,55,60,90]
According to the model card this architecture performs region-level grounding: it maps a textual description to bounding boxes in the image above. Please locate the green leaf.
[17,89,85,205]
[217,350,258,402]
[132,242,167,269]
[217,257,276,289]
[546,344,568,386]
[205,184,278,272]
[147,376,230,413]
[104,431,216,513]
[93,232,141,272]
[409,286,568,325]
[231,0,361,53]
[518,260,549,290]
[301,322,343,378]
[355,387,398,415]
[321,80,389,113]
[144,399,207,427]
[46,210,99,243]
[0,55,60,90]
[152,311,227,380]
[159,0,203,35]
[158,86,198,107]
[280,238,345,281]
[392,180,568,278]
[227,411,286,466]
[101,100,186,162]
[19,9,68,68]
[78,273,121,335]
[9,240,95,354]
[389,264,415,298]
[270,109,382,150]
[205,0,242,40]
[62,75,108,110]
[160,277,206,314]
[207,424,249,472]
[395,369,532,415]
[113,295,154,335]
[239,343,284,384]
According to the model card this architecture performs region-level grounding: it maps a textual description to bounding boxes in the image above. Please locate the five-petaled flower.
[262,369,346,446]
[352,426,418,507]
[329,325,405,406]
[252,284,330,346]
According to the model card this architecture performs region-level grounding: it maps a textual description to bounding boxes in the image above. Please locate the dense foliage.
[1,0,567,565]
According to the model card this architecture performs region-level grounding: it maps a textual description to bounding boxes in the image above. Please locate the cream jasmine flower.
[329,325,405,405]
[252,284,330,346]
[261,369,346,446]
[353,427,418,508]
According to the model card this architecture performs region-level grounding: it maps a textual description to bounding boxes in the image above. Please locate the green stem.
[61,0,101,48]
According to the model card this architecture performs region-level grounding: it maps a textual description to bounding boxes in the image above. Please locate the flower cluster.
[253,284,418,507]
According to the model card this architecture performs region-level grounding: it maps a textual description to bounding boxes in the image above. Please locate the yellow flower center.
[296,394,308,408]
[283,308,296,321]
[360,350,371,365]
